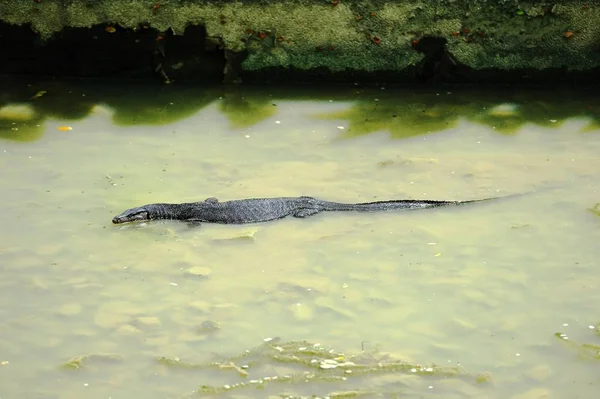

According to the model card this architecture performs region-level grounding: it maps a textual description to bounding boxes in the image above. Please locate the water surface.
[1,80,599,398]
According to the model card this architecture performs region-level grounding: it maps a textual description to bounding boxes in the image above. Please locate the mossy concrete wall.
[0,0,598,77]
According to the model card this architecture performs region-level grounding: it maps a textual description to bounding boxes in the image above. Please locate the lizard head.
[112,205,155,224]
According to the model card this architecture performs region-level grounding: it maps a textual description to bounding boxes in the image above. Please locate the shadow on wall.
[0,79,599,142]
[0,22,226,83]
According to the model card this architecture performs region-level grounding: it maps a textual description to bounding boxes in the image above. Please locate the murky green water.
[1,79,599,398]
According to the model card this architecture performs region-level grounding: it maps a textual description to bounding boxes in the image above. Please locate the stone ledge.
[0,0,598,84]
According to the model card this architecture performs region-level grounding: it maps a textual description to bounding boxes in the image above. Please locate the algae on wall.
[0,0,598,73]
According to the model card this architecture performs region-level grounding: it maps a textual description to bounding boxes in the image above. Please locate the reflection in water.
[0,79,599,399]
[0,103,45,141]
[1,78,599,142]
[218,90,278,128]
[318,89,600,138]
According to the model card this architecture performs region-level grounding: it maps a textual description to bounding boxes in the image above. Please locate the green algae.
[218,93,278,128]
[60,353,123,370]
[475,372,493,384]
[158,356,205,369]
[156,338,487,396]
[555,323,600,361]
[99,85,217,127]
[2,82,600,143]
[588,203,600,217]
[315,89,600,139]
[158,357,249,376]
[0,110,45,142]
[1,0,599,73]
[316,95,462,140]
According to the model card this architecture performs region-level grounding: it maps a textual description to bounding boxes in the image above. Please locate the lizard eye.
[112,208,150,224]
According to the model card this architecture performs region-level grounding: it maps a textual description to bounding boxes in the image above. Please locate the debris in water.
[30,90,47,100]
[157,338,486,396]
[59,353,123,370]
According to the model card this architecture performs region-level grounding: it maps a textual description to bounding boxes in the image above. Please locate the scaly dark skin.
[112,195,511,225]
